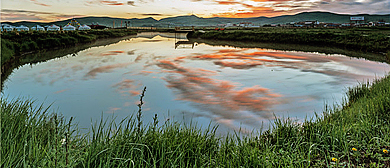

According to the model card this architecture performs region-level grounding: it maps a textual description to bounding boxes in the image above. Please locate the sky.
[1,0,389,22]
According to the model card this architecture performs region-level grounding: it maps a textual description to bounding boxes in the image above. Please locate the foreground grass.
[1,74,390,167]
[188,28,390,63]
[0,29,137,66]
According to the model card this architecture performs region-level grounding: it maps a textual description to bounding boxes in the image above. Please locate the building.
[15,25,29,31]
[78,25,91,30]
[31,25,45,31]
[1,24,15,32]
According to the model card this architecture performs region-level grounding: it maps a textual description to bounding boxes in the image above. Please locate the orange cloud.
[101,0,124,5]
[99,50,125,56]
[214,60,263,69]
[30,0,51,6]
[54,89,69,94]
[156,59,281,127]
[85,62,131,78]
[216,1,241,5]
[244,52,308,60]
[214,6,287,18]
[212,1,288,18]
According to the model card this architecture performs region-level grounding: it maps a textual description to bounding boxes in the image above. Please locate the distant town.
[221,17,389,28]
[1,13,389,32]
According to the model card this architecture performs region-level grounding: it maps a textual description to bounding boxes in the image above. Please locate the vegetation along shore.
[1,29,137,66]
[188,27,390,63]
[1,73,390,167]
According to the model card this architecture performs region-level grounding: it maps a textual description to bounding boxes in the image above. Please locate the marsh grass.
[1,75,390,167]
[0,29,137,66]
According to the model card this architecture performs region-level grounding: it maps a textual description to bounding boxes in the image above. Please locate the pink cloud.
[84,63,131,78]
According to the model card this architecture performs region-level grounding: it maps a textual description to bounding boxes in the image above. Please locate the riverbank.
[2,73,389,167]
[190,38,388,63]
[0,35,136,90]
[188,28,390,63]
[0,29,137,66]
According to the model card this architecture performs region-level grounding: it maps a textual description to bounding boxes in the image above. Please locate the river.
[2,32,389,134]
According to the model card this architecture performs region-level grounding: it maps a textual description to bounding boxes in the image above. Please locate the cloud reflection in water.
[151,47,388,131]
[156,59,282,129]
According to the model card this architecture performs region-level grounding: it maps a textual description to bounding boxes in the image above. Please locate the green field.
[0,29,137,66]
[1,73,390,167]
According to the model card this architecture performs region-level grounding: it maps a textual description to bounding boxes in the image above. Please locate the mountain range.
[2,11,389,28]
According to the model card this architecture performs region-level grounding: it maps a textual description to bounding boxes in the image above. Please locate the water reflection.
[2,32,389,134]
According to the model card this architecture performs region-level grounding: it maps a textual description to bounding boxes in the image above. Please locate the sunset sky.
[1,0,389,22]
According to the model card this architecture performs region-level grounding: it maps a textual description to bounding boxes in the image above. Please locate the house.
[88,23,107,29]
[31,25,45,31]
[63,25,76,31]
[47,24,60,31]
[2,24,15,32]
[16,25,29,31]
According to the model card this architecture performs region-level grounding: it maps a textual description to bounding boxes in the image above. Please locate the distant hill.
[2,11,389,27]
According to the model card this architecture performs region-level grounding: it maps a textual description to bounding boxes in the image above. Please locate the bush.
[1,39,15,64]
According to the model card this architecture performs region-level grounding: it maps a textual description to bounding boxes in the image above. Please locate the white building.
[47,24,60,31]
[225,23,234,27]
[31,25,45,31]
[2,24,15,32]
[16,25,29,31]
[78,25,91,30]
[63,25,76,31]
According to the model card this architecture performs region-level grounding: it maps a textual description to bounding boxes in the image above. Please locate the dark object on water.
[88,23,108,29]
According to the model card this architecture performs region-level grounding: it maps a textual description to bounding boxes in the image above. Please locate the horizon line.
[2,11,390,23]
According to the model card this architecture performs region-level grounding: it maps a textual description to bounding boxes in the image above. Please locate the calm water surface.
[3,32,389,134]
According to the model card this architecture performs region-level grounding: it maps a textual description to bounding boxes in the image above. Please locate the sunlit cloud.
[54,89,69,94]
[189,48,382,81]
[102,1,125,5]
[106,107,121,113]
[1,9,85,22]
[112,79,142,96]
[314,0,390,14]
[212,2,289,17]
[156,59,282,128]
[216,1,241,5]
[126,13,171,18]
[127,1,135,6]
[86,0,126,6]
[84,62,132,78]
[99,50,125,56]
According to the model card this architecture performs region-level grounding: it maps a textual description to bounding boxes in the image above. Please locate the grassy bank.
[2,73,390,167]
[191,38,388,63]
[0,35,135,90]
[188,28,390,63]
[0,29,137,66]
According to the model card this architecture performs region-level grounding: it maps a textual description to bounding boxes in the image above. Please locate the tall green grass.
[2,75,390,167]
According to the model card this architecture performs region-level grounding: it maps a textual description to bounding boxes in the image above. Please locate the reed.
[188,28,390,63]
[1,74,390,167]
[0,29,137,66]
